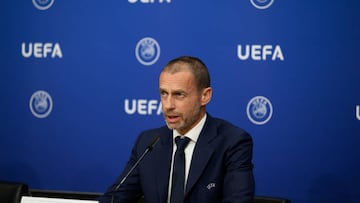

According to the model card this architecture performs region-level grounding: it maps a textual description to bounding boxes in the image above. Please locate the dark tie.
[170,136,191,203]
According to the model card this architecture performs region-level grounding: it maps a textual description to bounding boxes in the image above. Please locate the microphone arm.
[113,135,160,191]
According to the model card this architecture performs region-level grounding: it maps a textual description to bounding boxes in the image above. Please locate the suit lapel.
[185,116,217,194]
[152,131,173,202]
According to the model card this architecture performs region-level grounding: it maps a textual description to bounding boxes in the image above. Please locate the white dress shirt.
[167,114,207,203]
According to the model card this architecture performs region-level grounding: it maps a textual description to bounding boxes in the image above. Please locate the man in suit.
[99,56,254,203]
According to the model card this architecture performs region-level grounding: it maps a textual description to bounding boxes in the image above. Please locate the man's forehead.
[160,72,196,90]
[161,69,195,80]
[160,70,194,81]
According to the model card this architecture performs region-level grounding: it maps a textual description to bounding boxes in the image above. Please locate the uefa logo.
[135,37,161,66]
[32,0,55,10]
[250,0,274,9]
[247,96,273,125]
[29,90,53,119]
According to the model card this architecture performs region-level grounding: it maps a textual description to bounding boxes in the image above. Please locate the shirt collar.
[173,113,207,143]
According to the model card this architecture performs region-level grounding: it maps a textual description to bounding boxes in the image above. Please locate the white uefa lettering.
[124,99,162,115]
[128,0,171,3]
[52,43,63,58]
[251,45,261,60]
[156,103,162,115]
[262,45,272,60]
[356,105,360,121]
[21,42,63,58]
[124,99,136,114]
[237,44,284,61]
[43,43,52,58]
[273,45,284,61]
[237,45,249,60]
[21,43,32,58]
[34,43,43,58]
[138,99,147,115]
[148,100,158,114]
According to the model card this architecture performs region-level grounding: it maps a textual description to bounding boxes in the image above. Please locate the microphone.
[110,135,160,202]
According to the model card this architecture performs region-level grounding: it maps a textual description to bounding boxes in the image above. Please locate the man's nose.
[163,96,175,110]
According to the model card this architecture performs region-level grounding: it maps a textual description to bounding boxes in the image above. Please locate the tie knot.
[175,136,190,151]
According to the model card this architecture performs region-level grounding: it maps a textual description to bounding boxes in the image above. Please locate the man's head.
[159,56,212,135]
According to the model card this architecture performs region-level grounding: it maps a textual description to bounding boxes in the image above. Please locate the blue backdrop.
[1,0,360,202]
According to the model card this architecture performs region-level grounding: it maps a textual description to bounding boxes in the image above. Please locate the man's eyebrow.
[159,88,187,94]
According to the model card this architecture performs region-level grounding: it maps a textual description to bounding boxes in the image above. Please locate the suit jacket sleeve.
[98,133,146,203]
[222,129,254,203]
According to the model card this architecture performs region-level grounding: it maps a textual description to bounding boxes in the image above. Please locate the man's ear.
[201,87,212,106]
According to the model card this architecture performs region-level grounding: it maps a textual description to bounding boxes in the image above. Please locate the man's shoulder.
[208,115,250,138]
[208,115,244,130]
[132,126,171,150]
[136,125,171,143]
[140,125,170,135]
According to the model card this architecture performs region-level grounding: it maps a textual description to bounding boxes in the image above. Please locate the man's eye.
[176,93,185,97]
[160,91,169,96]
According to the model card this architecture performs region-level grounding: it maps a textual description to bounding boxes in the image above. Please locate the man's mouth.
[166,115,180,123]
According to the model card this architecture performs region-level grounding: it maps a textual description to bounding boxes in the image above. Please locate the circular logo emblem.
[250,0,274,9]
[135,37,160,66]
[32,0,55,10]
[29,90,53,118]
[247,96,273,125]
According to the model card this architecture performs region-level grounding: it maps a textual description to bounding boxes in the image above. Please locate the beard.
[163,108,202,135]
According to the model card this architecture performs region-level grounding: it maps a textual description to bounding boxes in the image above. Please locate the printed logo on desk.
[29,90,53,119]
[135,37,161,66]
[250,0,274,10]
[32,0,55,10]
[247,96,273,125]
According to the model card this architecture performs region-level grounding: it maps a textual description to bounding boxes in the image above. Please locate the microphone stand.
[110,135,160,203]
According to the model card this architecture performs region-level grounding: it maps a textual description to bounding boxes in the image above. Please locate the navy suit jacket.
[99,114,254,203]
